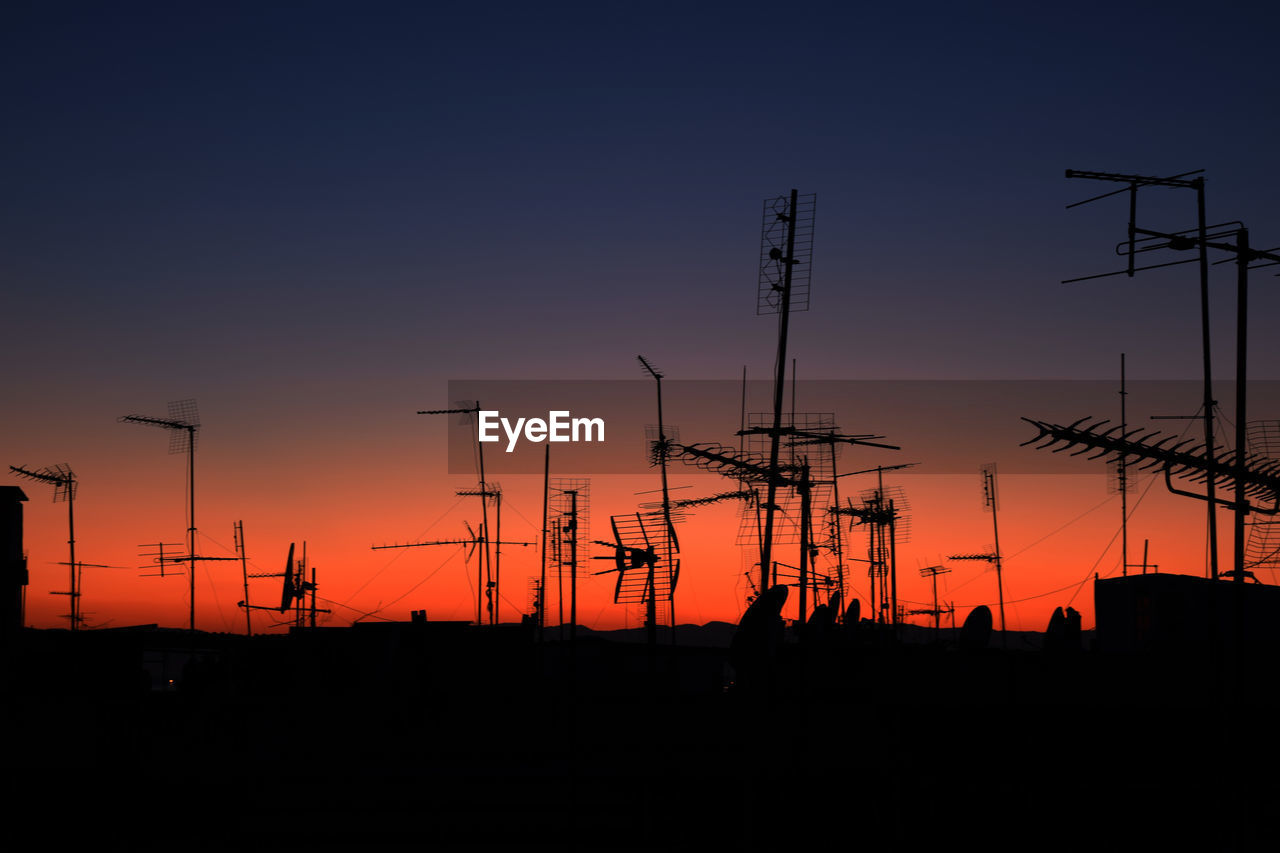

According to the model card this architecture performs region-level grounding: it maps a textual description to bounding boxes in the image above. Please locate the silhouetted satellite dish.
[843,599,860,625]
[959,604,992,650]
[805,603,834,637]
[279,542,296,613]
[730,584,788,686]
[1044,606,1066,651]
[732,584,787,650]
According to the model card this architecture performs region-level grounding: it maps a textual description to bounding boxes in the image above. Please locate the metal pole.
[188,427,196,632]
[1195,180,1220,581]
[569,491,578,644]
[1234,228,1250,582]
[1121,353,1128,576]
[798,462,810,628]
[540,445,549,632]
[67,480,76,630]
[761,189,799,594]
[889,498,898,627]
[237,521,251,635]
[989,468,1006,647]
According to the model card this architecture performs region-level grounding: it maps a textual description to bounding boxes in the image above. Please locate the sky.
[5,1,1280,633]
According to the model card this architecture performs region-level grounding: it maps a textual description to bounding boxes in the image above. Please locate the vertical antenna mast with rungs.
[756,189,816,597]
[638,354,680,641]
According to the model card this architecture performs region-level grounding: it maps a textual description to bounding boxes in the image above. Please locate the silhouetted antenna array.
[456,481,511,624]
[120,398,203,631]
[754,189,817,604]
[593,512,676,639]
[949,463,1005,645]
[372,519,533,624]
[673,489,757,509]
[9,463,79,628]
[758,192,816,315]
[418,400,501,621]
[1245,422,1280,573]
[637,355,683,638]
[1021,417,1280,508]
[829,463,915,626]
[739,413,838,548]
[917,564,952,634]
[137,542,183,579]
[550,479,589,638]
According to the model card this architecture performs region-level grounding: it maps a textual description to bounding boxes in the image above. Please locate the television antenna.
[638,355,681,639]
[831,463,915,626]
[550,479,589,642]
[373,521,533,624]
[755,190,816,599]
[419,401,498,620]
[741,415,899,622]
[593,512,677,647]
[137,541,184,579]
[120,399,207,631]
[948,463,1005,646]
[1064,169,1219,578]
[9,464,78,629]
[917,564,952,634]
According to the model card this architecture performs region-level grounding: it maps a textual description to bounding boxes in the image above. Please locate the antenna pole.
[187,424,196,631]
[1233,227,1250,583]
[986,466,1006,646]
[889,498,898,628]
[1121,354,1128,576]
[829,440,845,623]
[236,521,251,635]
[67,480,76,630]
[569,490,578,644]
[540,445,549,633]
[1195,180,1220,581]
[555,518,564,641]
[762,189,800,593]
[797,462,809,627]
[494,491,502,624]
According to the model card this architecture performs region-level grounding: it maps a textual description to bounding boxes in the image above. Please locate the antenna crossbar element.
[1022,416,1280,511]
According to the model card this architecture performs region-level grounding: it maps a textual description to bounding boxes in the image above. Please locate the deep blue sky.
[6,1,1280,391]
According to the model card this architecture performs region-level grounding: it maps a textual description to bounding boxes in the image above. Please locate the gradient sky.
[5,1,1280,633]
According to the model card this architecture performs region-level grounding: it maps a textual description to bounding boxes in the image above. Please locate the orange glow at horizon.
[14,458,1245,635]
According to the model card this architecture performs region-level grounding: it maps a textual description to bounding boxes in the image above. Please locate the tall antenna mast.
[1064,169,1218,579]
[638,355,680,641]
[756,189,816,596]
[950,464,1005,647]
[918,564,952,635]
[120,399,201,630]
[420,402,495,623]
[234,521,251,635]
[9,464,77,629]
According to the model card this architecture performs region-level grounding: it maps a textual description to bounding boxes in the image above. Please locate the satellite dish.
[279,542,296,613]
[959,604,992,650]
[805,603,834,636]
[1044,606,1066,651]
[730,584,788,688]
[843,598,860,625]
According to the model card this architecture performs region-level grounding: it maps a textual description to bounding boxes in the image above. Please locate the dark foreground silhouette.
[5,583,1277,851]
